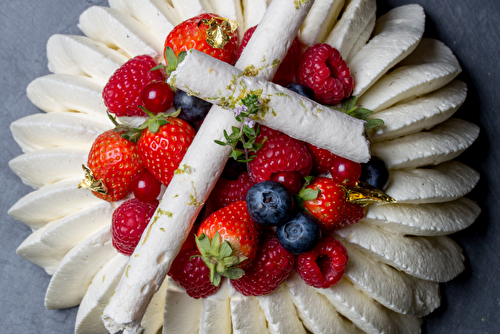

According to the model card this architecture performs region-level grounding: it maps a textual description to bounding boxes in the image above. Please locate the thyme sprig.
[214,94,265,162]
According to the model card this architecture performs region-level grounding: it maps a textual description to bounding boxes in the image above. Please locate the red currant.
[329,156,362,186]
[131,170,162,202]
[270,171,302,194]
[141,81,174,114]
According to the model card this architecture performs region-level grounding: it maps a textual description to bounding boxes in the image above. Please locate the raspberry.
[296,43,354,105]
[248,133,313,184]
[231,232,294,296]
[306,143,337,175]
[168,246,221,299]
[103,55,165,117]
[111,198,159,256]
[238,25,301,85]
[210,172,255,211]
[296,236,348,289]
[255,125,283,144]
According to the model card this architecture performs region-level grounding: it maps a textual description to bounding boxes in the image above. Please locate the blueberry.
[286,83,315,100]
[276,212,321,254]
[360,156,389,190]
[173,90,212,123]
[246,181,293,226]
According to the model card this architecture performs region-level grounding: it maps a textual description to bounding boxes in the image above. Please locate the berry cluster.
[80,12,392,300]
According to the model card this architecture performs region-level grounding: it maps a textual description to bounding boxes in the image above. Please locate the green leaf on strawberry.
[195,232,247,286]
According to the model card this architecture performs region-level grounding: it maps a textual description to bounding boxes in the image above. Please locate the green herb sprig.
[331,96,384,130]
[214,94,265,162]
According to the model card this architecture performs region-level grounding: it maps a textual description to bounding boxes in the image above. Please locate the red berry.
[103,55,165,117]
[165,13,239,65]
[138,117,196,187]
[270,171,302,194]
[296,236,348,289]
[168,246,221,299]
[86,129,144,202]
[131,170,162,202]
[306,143,338,175]
[297,43,354,105]
[197,202,260,267]
[141,81,174,114]
[231,232,295,296]
[238,25,302,86]
[111,198,159,256]
[329,155,362,186]
[248,133,313,184]
[255,125,283,144]
[210,172,255,210]
[302,177,364,232]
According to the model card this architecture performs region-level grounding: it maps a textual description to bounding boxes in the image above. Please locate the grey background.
[0,0,498,333]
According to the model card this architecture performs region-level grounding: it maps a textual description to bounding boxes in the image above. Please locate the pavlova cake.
[8,0,480,333]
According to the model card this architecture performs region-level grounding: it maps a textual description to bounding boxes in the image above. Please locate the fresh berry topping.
[165,13,239,66]
[238,25,301,85]
[210,172,255,210]
[248,133,313,184]
[196,201,260,285]
[270,171,302,194]
[137,117,196,187]
[255,125,283,144]
[306,143,337,175]
[103,55,165,117]
[85,129,144,202]
[302,177,365,232]
[168,246,221,299]
[329,155,362,186]
[246,181,293,226]
[131,170,162,202]
[231,232,295,296]
[296,236,348,288]
[141,81,174,114]
[286,83,315,100]
[173,89,212,123]
[111,198,159,256]
[276,212,321,255]
[297,43,354,105]
[360,156,390,190]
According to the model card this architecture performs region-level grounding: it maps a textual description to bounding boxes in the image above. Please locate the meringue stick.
[102,1,315,333]
[169,50,370,163]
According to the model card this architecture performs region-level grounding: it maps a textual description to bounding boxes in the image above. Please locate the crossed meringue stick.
[101,1,360,332]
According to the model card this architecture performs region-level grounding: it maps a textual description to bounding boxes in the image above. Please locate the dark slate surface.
[0,0,498,333]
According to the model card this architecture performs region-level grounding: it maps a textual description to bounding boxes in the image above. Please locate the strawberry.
[111,198,159,256]
[136,114,196,187]
[301,176,364,232]
[82,129,144,202]
[102,55,166,117]
[164,13,239,66]
[196,201,260,286]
